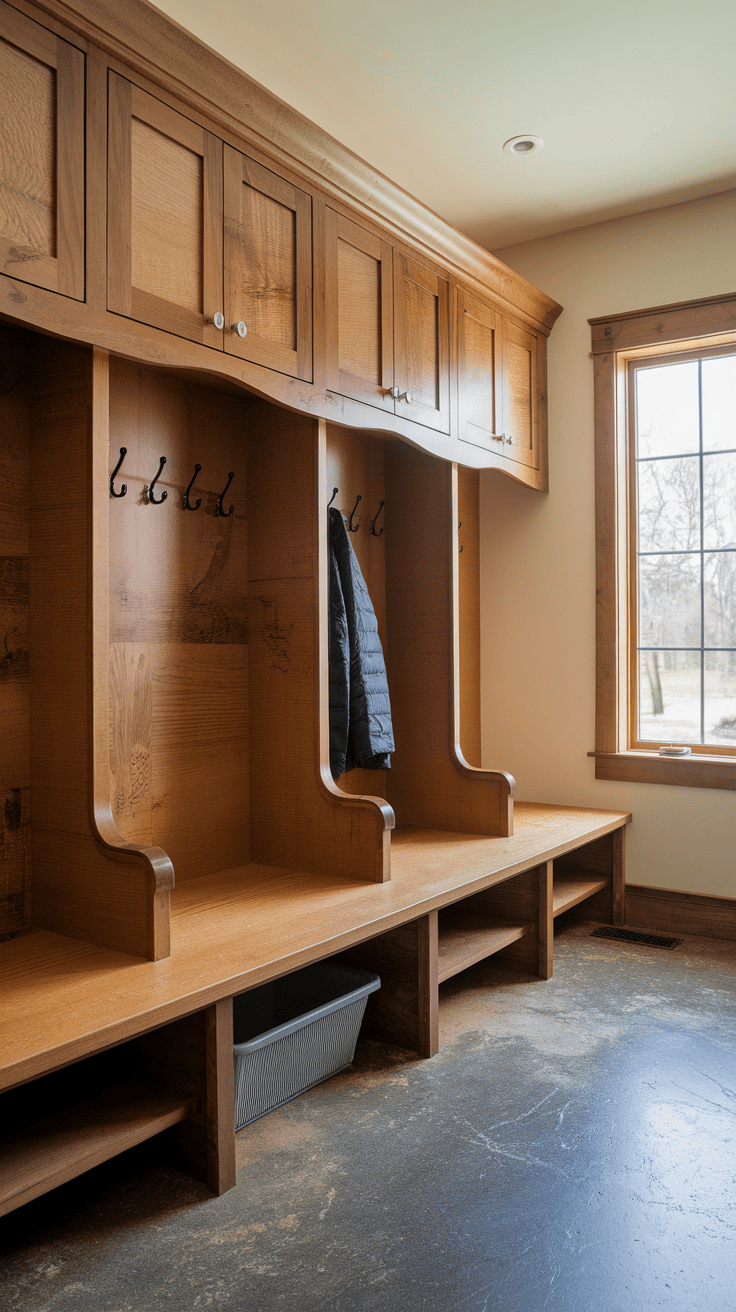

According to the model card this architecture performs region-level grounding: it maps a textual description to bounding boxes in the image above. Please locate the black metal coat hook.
[369,500,385,536]
[215,471,235,518]
[183,463,202,511]
[327,487,338,509]
[458,521,463,553]
[110,447,127,498]
[348,494,362,532]
[145,456,167,504]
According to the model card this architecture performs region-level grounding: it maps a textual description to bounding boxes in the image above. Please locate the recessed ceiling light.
[503,135,544,156]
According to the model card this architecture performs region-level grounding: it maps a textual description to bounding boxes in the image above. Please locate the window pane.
[702,356,736,452]
[637,456,700,553]
[639,554,701,647]
[705,652,736,747]
[638,651,701,743]
[704,551,736,648]
[636,362,699,458]
[703,451,736,550]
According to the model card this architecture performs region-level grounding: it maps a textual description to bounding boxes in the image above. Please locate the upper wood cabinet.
[107,76,313,381]
[394,251,450,433]
[325,208,393,411]
[457,287,504,454]
[107,73,224,349]
[503,319,540,470]
[325,211,450,433]
[223,146,312,381]
[0,0,84,300]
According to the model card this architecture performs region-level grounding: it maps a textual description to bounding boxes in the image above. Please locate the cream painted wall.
[482,190,736,898]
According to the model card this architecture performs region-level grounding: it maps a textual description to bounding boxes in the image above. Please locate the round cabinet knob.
[492,433,504,443]
[404,392,413,405]
[211,311,225,331]
[506,435,515,445]
[390,385,400,399]
[397,390,413,404]
[231,321,248,338]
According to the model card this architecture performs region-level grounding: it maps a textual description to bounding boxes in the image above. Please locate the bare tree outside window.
[634,354,736,748]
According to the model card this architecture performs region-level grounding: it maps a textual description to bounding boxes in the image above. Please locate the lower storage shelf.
[438,908,534,983]
[553,873,609,917]
[0,1079,196,1217]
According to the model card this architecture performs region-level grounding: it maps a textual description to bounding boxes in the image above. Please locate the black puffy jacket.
[328,507,394,780]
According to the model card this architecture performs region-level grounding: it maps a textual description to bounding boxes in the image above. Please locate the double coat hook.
[216,471,235,518]
[348,495,362,532]
[110,447,127,498]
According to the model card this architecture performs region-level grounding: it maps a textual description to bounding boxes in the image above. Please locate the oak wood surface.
[0,326,31,937]
[538,860,553,979]
[457,286,504,454]
[437,908,533,983]
[0,803,630,1092]
[0,1079,195,1217]
[336,912,438,1057]
[224,146,312,381]
[625,884,736,943]
[22,0,560,334]
[0,0,85,300]
[393,250,450,433]
[503,318,539,470]
[552,874,609,916]
[325,207,394,412]
[457,466,481,768]
[590,291,736,354]
[384,440,514,833]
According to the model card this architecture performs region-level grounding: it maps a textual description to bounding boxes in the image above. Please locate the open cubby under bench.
[0,803,629,1218]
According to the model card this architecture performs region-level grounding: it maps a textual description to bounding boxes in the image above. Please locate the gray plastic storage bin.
[232,963,380,1129]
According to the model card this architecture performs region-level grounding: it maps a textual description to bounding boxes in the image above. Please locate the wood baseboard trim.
[625,884,736,943]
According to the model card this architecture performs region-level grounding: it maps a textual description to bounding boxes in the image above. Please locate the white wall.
[482,190,736,898]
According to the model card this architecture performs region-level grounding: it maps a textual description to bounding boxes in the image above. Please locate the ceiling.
[152,0,736,252]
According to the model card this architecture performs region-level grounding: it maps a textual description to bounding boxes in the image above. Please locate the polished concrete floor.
[2,919,735,1312]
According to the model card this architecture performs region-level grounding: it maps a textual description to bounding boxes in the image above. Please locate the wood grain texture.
[0,325,31,937]
[325,208,394,411]
[457,286,504,453]
[325,423,390,800]
[437,907,532,982]
[393,250,450,433]
[552,829,617,927]
[457,466,481,768]
[0,2,84,300]
[224,146,313,381]
[0,1078,194,1216]
[503,319,539,470]
[625,884,736,942]
[0,803,630,1091]
[384,440,514,833]
[108,72,224,348]
[335,912,438,1057]
[590,291,736,354]
[248,406,391,882]
[538,860,553,979]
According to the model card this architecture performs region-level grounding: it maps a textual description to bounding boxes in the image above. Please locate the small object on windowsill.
[658,744,692,757]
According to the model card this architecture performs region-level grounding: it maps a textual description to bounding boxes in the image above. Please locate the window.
[591,293,736,789]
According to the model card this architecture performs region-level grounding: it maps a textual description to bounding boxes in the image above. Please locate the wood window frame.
[590,292,736,791]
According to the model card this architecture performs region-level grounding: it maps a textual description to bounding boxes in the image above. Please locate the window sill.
[589,751,736,791]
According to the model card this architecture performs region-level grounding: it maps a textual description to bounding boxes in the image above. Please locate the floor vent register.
[590,926,682,950]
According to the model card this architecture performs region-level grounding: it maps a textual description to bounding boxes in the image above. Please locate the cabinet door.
[325,208,393,411]
[457,287,504,453]
[393,251,450,432]
[224,146,312,381]
[503,319,540,469]
[0,0,84,299]
[107,74,224,348]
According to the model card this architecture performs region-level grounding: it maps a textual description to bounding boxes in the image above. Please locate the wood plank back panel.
[335,912,438,1057]
[247,406,391,881]
[0,0,84,300]
[325,423,390,798]
[0,324,31,938]
[383,440,513,833]
[107,359,250,883]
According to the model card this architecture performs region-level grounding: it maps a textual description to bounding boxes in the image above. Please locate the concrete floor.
[2,918,735,1312]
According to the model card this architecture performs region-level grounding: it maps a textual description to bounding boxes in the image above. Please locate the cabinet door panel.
[503,320,539,468]
[107,74,224,348]
[325,208,393,410]
[0,0,84,300]
[457,287,504,453]
[224,147,312,381]
[394,251,449,432]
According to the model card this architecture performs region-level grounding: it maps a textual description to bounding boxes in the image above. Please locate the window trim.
[590,292,736,790]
